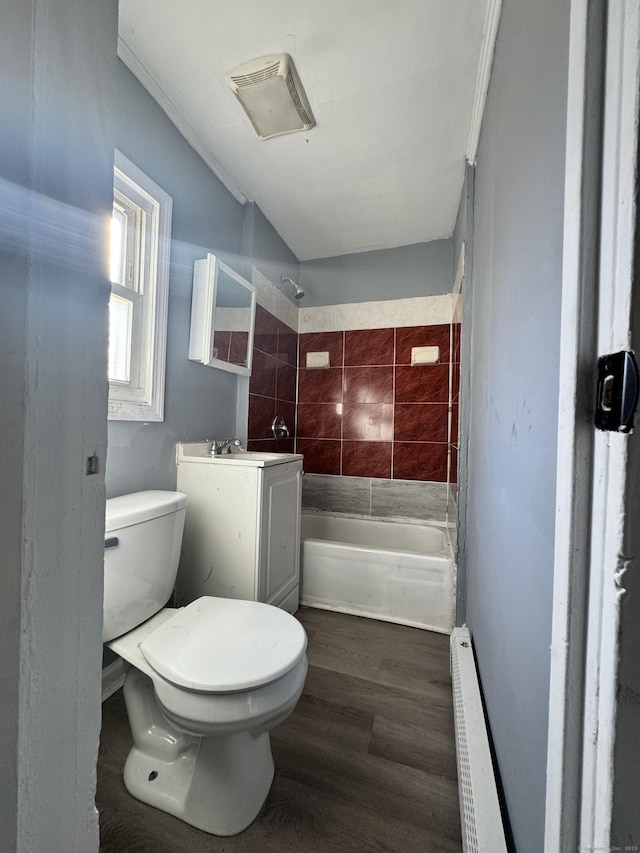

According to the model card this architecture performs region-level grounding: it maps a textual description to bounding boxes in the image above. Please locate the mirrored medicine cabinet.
[189,253,256,376]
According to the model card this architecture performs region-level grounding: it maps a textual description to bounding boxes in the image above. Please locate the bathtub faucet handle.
[271,415,290,441]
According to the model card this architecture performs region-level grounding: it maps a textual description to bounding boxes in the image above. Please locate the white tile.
[411,294,455,326]
[297,294,454,334]
[276,291,299,331]
[258,289,457,335]
[335,301,389,330]
[453,292,463,325]
[297,305,339,333]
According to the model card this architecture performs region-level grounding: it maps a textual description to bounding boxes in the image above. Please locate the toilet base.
[122,667,275,835]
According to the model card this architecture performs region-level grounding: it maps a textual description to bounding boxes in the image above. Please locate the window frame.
[108,151,172,422]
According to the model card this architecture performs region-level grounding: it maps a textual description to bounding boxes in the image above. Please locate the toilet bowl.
[104,490,308,836]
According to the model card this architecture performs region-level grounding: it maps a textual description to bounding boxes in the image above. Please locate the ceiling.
[117,1,493,262]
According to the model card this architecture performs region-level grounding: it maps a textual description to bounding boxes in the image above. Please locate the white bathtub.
[300,513,455,633]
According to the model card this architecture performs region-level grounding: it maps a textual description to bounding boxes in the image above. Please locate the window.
[108,151,172,421]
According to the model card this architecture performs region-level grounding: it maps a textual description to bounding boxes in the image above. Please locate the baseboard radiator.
[450,627,508,853]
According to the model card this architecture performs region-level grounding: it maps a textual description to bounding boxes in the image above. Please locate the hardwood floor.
[97,607,462,852]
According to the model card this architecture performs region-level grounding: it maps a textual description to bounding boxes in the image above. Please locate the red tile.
[452,321,461,364]
[277,320,298,366]
[276,361,297,402]
[229,331,249,367]
[297,439,341,475]
[451,362,460,401]
[394,403,448,443]
[247,438,278,452]
[451,403,459,446]
[395,325,451,365]
[343,366,393,403]
[342,441,392,478]
[297,403,342,439]
[248,394,276,440]
[274,401,296,438]
[297,367,343,404]
[213,330,230,362]
[249,349,277,398]
[343,403,393,441]
[299,331,344,369]
[254,304,279,355]
[248,436,294,454]
[450,444,458,484]
[395,364,449,403]
[344,328,394,366]
[393,442,448,482]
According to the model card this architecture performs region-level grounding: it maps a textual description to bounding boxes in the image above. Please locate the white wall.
[0,1,117,849]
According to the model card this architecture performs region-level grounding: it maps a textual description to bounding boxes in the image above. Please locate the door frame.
[545,0,640,848]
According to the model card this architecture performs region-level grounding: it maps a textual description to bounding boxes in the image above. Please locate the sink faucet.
[211,438,244,456]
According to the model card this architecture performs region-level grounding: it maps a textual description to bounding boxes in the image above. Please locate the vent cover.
[450,627,508,853]
[226,53,315,140]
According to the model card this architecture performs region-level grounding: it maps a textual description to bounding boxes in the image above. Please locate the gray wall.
[245,202,299,294]
[452,164,473,291]
[452,163,474,625]
[299,239,452,307]
[107,64,302,498]
[107,62,246,497]
[0,0,117,849]
[463,0,569,850]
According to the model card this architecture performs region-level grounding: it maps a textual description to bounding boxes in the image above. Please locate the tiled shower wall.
[297,325,454,481]
[247,303,296,453]
[247,297,461,486]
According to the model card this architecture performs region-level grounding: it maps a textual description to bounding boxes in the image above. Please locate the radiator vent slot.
[229,61,281,87]
[450,627,507,853]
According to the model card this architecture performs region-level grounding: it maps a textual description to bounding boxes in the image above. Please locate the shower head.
[281,274,305,300]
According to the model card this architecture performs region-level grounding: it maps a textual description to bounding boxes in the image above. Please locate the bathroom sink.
[176,441,303,468]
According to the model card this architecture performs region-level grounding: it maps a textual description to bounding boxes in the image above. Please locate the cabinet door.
[258,462,302,606]
[176,461,259,604]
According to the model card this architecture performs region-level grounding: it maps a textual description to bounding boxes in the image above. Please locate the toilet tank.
[103,490,187,642]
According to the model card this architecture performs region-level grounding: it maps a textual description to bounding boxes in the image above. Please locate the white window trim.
[108,150,172,422]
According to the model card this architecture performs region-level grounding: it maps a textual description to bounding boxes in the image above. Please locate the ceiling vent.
[226,53,315,140]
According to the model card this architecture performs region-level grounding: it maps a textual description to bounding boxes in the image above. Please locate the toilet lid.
[139,597,307,693]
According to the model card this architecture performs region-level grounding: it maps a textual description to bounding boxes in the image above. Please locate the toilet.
[103,489,308,836]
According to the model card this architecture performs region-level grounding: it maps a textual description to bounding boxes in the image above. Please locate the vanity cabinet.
[176,443,303,613]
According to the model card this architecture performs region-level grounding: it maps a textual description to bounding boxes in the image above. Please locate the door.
[258,461,302,607]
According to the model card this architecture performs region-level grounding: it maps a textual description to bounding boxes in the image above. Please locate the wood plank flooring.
[97,607,462,852]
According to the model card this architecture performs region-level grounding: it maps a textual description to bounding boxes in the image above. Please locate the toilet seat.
[139,597,307,693]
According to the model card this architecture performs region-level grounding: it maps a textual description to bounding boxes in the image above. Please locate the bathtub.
[300,513,455,633]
